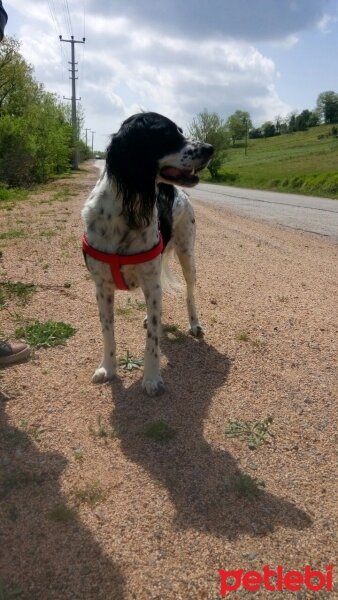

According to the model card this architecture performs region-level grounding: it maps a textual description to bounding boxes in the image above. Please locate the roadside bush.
[0,116,36,186]
[0,37,73,187]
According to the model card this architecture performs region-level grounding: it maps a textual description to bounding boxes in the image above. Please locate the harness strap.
[82,234,164,291]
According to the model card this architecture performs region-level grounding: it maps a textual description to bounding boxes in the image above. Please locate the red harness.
[82,234,164,291]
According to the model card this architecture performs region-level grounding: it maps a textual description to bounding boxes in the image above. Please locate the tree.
[295,110,311,131]
[226,110,252,145]
[287,111,298,133]
[316,91,338,124]
[261,121,276,137]
[0,37,75,186]
[308,110,320,127]
[249,127,263,139]
[188,110,229,178]
[0,37,38,116]
[274,115,288,134]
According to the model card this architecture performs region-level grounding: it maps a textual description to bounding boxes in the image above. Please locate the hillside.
[201,124,338,198]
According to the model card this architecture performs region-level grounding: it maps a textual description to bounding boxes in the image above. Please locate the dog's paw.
[142,375,165,397]
[92,366,116,384]
[189,324,204,338]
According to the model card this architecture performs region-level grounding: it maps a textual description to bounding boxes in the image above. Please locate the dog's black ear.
[106,117,158,230]
[157,183,175,248]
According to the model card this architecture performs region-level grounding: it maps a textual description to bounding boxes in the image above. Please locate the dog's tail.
[161,243,183,293]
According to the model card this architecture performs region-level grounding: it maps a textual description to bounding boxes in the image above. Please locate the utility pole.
[60,35,85,169]
[85,128,91,147]
[91,131,96,155]
[244,118,248,156]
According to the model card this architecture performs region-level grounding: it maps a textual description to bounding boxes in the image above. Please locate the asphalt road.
[191,183,338,241]
[94,160,338,241]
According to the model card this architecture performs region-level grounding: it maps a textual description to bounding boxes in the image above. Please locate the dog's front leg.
[92,283,117,383]
[141,275,164,396]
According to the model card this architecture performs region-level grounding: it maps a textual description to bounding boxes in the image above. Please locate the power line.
[64,0,73,36]
[60,0,72,37]
[47,0,59,33]
[83,0,86,38]
[47,0,68,90]
[77,0,87,103]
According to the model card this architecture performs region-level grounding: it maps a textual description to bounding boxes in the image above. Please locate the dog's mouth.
[160,165,206,187]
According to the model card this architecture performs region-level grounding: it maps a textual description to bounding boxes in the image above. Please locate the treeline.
[189,91,338,178]
[250,91,338,139]
[0,37,90,187]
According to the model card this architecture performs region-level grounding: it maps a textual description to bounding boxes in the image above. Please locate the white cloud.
[317,13,337,33]
[7,0,317,148]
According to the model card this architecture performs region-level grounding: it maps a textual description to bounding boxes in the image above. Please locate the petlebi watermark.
[218,565,334,596]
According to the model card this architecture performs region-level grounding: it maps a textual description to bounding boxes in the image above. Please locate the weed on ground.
[143,420,176,443]
[89,415,119,442]
[15,320,76,348]
[0,230,25,241]
[47,504,75,523]
[0,282,36,308]
[232,474,266,499]
[225,417,274,450]
[72,481,106,508]
[118,351,143,371]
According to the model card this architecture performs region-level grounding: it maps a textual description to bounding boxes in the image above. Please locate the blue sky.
[4,0,338,150]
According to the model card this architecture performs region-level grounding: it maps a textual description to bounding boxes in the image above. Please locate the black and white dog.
[82,112,213,396]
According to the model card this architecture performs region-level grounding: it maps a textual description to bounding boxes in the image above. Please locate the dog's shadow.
[110,333,311,539]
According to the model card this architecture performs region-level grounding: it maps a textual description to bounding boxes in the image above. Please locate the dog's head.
[106,112,213,229]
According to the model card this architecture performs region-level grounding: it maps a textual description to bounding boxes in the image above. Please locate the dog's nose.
[204,143,214,156]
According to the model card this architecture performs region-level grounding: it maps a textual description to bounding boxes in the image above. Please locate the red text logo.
[218,565,333,596]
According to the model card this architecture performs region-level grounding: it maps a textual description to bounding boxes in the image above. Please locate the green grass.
[135,299,146,310]
[0,579,24,599]
[50,187,73,202]
[47,504,75,523]
[143,420,176,443]
[163,323,185,342]
[0,230,25,240]
[89,415,118,442]
[201,124,338,198]
[237,331,249,342]
[163,323,180,334]
[38,186,75,204]
[116,298,146,317]
[225,417,274,450]
[116,305,133,317]
[233,474,266,499]
[15,320,76,348]
[72,481,106,507]
[0,282,36,308]
[0,186,28,205]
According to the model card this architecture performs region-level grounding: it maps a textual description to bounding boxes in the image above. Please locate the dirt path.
[0,163,337,599]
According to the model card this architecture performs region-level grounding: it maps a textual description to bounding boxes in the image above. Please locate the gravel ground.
[0,163,337,599]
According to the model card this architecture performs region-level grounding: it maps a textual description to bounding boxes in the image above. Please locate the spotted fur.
[82,112,213,396]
